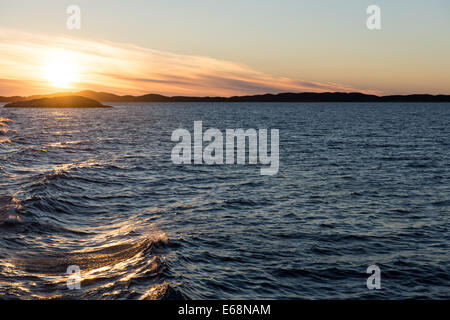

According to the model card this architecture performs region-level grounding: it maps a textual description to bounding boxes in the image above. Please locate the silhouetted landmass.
[2,90,450,103]
[3,96,112,108]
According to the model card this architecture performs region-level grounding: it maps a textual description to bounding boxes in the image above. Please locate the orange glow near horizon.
[0,28,378,97]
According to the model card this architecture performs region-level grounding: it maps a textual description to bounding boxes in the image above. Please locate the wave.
[0,116,12,127]
[0,116,12,122]
[0,195,22,224]
[0,137,11,144]
[0,116,13,144]
[3,230,175,299]
[139,283,186,300]
[18,233,168,273]
[21,160,123,194]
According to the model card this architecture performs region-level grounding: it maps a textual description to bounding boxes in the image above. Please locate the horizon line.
[2,89,450,99]
[2,90,450,104]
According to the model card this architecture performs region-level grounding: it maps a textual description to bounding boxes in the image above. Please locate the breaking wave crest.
[0,116,12,144]
[1,226,181,300]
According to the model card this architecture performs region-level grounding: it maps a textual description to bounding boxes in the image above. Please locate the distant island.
[1,90,450,103]
[3,96,112,108]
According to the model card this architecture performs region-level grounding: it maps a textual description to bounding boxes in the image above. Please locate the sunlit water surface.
[0,103,449,299]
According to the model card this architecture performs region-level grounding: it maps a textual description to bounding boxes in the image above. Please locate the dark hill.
[4,96,112,108]
[1,91,450,103]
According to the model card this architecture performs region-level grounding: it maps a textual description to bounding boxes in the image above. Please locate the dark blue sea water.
[0,102,449,299]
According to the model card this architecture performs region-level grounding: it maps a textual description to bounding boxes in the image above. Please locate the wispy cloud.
[0,28,374,96]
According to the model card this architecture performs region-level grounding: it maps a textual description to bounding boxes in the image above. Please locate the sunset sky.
[1,0,449,96]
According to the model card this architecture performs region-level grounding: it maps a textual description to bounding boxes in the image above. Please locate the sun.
[44,51,79,88]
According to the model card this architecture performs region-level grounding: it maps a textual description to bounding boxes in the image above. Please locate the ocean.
[0,102,449,299]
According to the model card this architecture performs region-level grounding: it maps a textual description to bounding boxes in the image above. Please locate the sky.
[0,0,449,96]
